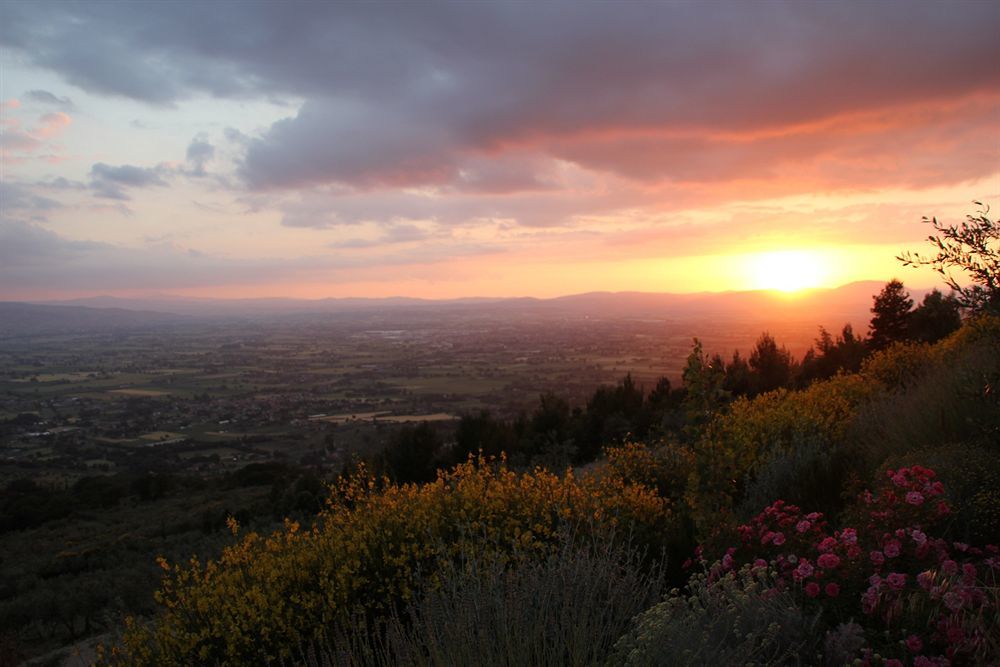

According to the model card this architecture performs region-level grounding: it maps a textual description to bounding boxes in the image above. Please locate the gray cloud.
[185,136,215,176]
[24,89,75,111]
[0,183,63,220]
[89,162,170,200]
[3,2,997,194]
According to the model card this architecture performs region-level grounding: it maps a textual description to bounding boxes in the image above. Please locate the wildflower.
[906,491,925,506]
[886,572,907,590]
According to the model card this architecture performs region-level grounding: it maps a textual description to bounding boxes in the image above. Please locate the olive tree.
[898,203,999,314]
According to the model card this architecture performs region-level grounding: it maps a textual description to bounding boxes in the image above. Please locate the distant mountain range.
[1,282,927,337]
[0,302,186,337]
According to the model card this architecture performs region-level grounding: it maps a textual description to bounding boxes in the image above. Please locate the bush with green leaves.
[608,564,819,666]
[311,531,667,667]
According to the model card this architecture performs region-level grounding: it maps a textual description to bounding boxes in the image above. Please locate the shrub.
[849,322,1000,472]
[717,467,999,665]
[607,564,819,666]
[736,432,847,523]
[879,443,1000,544]
[102,458,678,665]
[317,531,666,667]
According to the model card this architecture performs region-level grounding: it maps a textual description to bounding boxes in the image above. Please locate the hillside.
[95,317,999,666]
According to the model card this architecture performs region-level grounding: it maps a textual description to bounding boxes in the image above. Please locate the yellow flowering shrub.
[107,457,676,666]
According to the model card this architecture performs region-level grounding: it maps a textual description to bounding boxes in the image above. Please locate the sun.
[744,250,829,292]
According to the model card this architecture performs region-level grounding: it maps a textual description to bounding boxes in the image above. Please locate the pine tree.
[868,279,913,350]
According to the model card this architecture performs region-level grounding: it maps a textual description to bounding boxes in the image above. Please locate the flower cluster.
[859,465,950,536]
[713,467,998,665]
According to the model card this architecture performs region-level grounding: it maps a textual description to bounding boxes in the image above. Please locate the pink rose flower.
[722,553,734,570]
[753,558,767,569]
[911,529,927,545]
[817,553,841,569]
[906,634,923,653]
[804,582,820,597]
[884,540,901,558]
[941,559,958,575]
[886,660,904,667]
[886,572,907,590]
[906,491,925,505]
[795,520,811,533]
[840,528,858,545]
[824,582,840,597]
[817,536,837,552]
[870,550,885,566]
[772,532,786,546]
[762,531,775,545]
[794,561,814,580]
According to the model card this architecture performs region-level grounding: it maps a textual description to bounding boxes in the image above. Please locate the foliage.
[103,457,678,665]
[748,332,796,396]
[607,564,819,666]
[736,433,843,522]
[851,321,1000,470]
[910,289,962,343]
[879,443,1000,545]
[799,323,867,385]
[898,203,1000,314]
[681,338,728,429]
[319,532,666,667]
[718,467,999,665]
[869,280,914,351]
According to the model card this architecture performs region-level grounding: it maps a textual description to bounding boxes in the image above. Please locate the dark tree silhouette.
[869,279,913,351]
[909,289,962,343]
[898,203,1000,314]
[748,332,794,395]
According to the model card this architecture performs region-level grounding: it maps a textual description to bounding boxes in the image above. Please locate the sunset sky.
[1,1,998,300]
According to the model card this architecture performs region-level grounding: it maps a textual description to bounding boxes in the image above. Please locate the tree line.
[371,278,966,484]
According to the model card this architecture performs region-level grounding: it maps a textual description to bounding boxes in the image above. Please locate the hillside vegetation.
[99,315,999,666]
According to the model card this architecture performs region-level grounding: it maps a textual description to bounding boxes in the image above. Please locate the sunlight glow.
[743,250,831,292]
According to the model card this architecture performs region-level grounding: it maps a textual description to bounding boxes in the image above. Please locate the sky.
[1,1,998,301]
